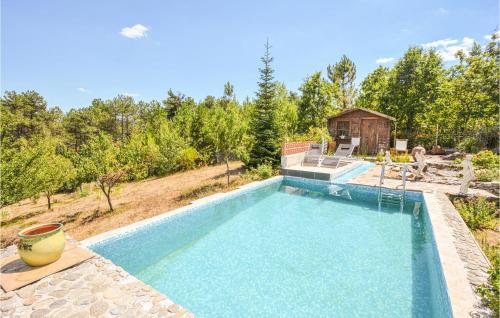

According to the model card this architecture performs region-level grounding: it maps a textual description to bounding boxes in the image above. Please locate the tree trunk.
[47,195,51,210]
[226,157,230,186]
[105,190,113,212]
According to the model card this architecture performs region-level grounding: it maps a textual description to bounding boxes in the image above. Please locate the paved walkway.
[0,239,194,318]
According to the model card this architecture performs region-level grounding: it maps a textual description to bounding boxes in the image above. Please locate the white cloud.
[376,57,395,64]
[77,87,88,93]
[438,8,447,14]
[484,31,500,41]
[123,92,140,97]
[422,37,475,61]
[422,38,458,48]
[120,24,149,39]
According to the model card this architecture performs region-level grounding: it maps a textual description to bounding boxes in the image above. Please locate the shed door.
[361,119,378,154]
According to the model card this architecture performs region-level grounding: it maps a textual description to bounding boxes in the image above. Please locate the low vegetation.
[454,197,499,314]
[456,197,497,231]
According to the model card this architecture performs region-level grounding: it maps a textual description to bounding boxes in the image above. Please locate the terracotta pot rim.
[17,223,63,238]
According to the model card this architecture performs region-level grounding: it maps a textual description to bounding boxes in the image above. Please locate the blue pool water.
[90,176,452,318]
[334,161,375,183]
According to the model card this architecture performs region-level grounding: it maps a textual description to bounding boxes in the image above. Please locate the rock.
[411,146,426,161]
[431,145,445,155]
[74,294,96,306]
[63,273,80,281]
[23,296,37,306]
[471,181,500,196]
[103,287,120,300]
[49,289,69,298]
[167,304,180,313]
[31,309,51,318]
[90,300,108,316]
[443,151,463,160]
[0,292,15,300]
[68,312,89,318]
[33,298,56,310]
[110,305,127,315]
[49,299,67,308]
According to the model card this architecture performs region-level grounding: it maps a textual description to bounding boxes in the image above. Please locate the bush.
[393,154,411,163]
[245,164,276,181]
[475,169,499,182]
[472,150,500,170]
[458,137,480,153]
[456,197,496,231]
[291,127,332,143]
[177,147,200,171]
[477,250,499,315]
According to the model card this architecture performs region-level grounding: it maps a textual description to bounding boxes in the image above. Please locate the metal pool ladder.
[377,162,407,210]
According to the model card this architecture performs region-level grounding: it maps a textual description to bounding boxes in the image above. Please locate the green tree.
[30,138,76,209]
[327,55,357,109]
[206,103,247,185]
[63,108,96,152]
[80,133,123,211]
[223,81,235,103]
[447,41,499,143]
[120,130,161,180]
[0,90,56,148]
[274,83,298,140]
[248,40,281,168]
[383,47,445,145]
[298,72,335,132]
[163,89,185,119]
[356,66,390,110]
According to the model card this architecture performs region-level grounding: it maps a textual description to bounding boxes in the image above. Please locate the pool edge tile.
[423,192,478,318]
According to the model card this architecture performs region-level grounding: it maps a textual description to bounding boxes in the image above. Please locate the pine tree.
[327,55,357,109]
[247,40,280,168]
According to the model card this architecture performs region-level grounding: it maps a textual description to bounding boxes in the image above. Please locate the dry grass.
[0,162,248,248]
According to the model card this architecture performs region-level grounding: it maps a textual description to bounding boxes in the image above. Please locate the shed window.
[337,121,350,137]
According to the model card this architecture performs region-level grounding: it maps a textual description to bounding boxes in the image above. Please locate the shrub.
[456,197,496,231]
[245,164,276,181]
[477,250,499,315]
[393,154,411,163]
[472,150,500,170]
[375,151,384,162]
[177,147,200,171]
[291,127,332,144]
[458,137,479,153]
[475,169,499,182]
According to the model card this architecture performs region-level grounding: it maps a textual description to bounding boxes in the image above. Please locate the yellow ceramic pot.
[17,223,65,267]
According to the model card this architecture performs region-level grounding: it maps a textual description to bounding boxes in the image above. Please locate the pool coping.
[421,192,478,318]
[82,174,478,317]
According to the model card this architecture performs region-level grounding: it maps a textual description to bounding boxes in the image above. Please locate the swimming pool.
[89,176,452,317]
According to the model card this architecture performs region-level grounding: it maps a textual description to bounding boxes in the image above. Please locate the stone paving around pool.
[350,165,494,318]
[0,240,194,318]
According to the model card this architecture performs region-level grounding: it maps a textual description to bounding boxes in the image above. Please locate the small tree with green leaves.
[34,150,75,209]
[81,133,123,211]
[206,104,247,185]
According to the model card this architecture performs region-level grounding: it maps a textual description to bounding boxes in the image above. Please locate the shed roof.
[327,107,396,121]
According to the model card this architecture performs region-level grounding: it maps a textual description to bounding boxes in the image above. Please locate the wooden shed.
[327,107,395,155]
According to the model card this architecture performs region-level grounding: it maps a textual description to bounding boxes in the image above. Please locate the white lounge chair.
[319,144,356,168]
[302,137,328,166]
[395,139,408,154]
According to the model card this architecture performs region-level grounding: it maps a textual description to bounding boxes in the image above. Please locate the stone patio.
[0,239,194,318]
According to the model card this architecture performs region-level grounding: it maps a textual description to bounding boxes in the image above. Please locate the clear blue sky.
[2,0,498,111]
